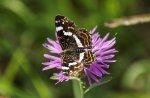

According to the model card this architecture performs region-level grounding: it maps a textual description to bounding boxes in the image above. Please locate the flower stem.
[72,78,84,98]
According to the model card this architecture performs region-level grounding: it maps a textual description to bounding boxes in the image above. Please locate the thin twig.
[104,13,150,28]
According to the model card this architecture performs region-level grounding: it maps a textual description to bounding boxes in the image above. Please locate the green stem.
[72,78,84,98]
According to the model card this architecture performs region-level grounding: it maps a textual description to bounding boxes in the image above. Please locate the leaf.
[84,76,112,94]
[50,76,59,80]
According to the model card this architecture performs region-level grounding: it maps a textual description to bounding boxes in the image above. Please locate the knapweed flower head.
[42,15,117,85]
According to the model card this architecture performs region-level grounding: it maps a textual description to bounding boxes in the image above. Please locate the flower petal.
[93,33,110,51]
[43,43,62,54]
[90,64,102,77]
[47,38,62,52]
[94,65,110,74]
[97,54,115,60]
[103,60,117,63]
[89,26,97,34]
[97,49,118,56]
[85,69,100,84]
[42,63,61,71]
[53,72,71,84]
[43,54,61,61]
[42,61,61,66]
[84,68,92,85]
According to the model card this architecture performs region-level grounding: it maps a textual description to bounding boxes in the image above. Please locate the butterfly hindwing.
[75,28,92,48]
[61,51,83,76]
[84,50,96,64]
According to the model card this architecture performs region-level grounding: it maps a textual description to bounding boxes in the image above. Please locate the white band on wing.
[73,35,83,47]
[56,26,63,32]
[78,52,85,63]
[63,31,72,36]
[62,66,69,70]
[68,62,77,66]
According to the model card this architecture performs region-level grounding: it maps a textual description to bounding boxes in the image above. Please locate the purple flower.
[42,26,117,85]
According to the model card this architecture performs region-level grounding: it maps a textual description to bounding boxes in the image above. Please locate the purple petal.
[86,69,100,83]
[101,42,116,51]
[90,65,102,77]
[47,38,62,51]
[84,68,92,85]
[93,33,110,51]
[42,61,61,66]
[100,33,110,44]
[96,57,103,63]
[100,64,110,68]
[47,38,57,46]
[94,65,110,74]
[93,36,101,48]
[43,43,62,54]
[99,49,118,56]
[100,38,116,49]
[43,54,61,61]
[42,63,61,71]
[89,26,97,34]
[53,72,71,84]
[92,33,100,44]
[103,60,117,63]
[97,55,115,60]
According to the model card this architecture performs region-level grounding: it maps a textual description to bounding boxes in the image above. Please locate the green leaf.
[84,76,112,94]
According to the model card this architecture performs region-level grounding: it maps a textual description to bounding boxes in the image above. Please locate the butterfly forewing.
[55,15,75,33]
[55,15,78,50]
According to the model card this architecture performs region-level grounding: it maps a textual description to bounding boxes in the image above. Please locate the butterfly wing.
[84,50,96,65]
[55,15,75,33]
[61,51,83,76]
[55,15,78,50]
[75,28,92,48]
[61,50,96,76]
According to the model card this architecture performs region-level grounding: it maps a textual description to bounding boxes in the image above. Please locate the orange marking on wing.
[85,51,96,64]
[69,65,82,76]
[81,31,91,47]
[68,26,75,30]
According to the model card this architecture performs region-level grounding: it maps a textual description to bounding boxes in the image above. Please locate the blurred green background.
[0,0,150,98]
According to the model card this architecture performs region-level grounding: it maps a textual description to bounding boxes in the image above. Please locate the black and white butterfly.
[55,15,95,76]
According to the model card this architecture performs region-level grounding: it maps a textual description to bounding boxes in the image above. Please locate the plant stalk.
[72,78,84,98]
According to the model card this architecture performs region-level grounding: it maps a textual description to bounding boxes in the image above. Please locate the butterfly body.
[55,15,95,76]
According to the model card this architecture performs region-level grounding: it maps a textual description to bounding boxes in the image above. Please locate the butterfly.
[55,15,95,76]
